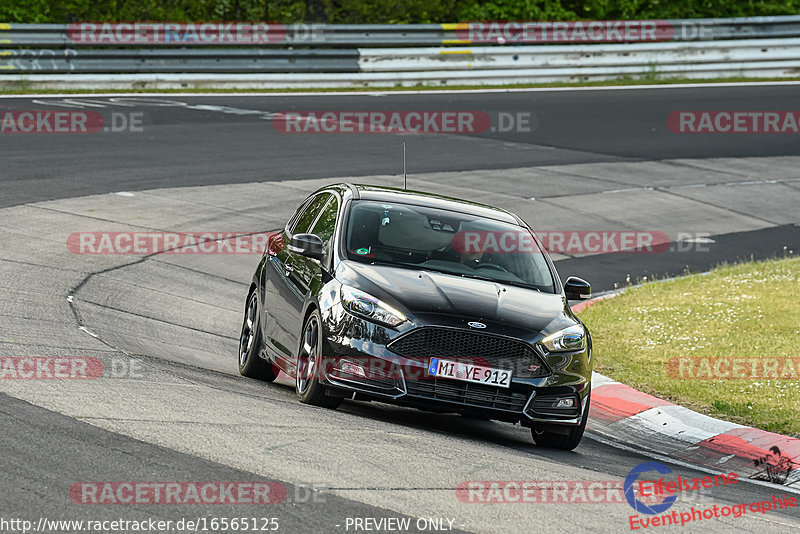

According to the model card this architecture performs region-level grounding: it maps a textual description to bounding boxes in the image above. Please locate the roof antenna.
[403,141,407,190]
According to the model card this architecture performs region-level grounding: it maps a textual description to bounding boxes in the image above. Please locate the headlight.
[541,324,586,352]
[340,285,406,327]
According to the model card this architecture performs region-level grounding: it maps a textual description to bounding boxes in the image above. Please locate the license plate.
[427,358,512,388]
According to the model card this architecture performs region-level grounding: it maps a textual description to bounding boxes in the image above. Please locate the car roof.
[317,183,523,226]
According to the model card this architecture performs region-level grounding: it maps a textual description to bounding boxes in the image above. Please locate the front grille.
[405,379,528,412]
[388,327,549,378]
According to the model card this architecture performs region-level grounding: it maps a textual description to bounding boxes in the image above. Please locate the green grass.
[579,256,800,437]
[1,76,800,95]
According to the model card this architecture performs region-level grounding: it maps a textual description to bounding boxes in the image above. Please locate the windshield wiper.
[457,272,544,292]
[368,260,426,271]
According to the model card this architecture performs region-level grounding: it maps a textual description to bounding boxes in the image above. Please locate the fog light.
[336,359,367,378]
[528,394,581,417]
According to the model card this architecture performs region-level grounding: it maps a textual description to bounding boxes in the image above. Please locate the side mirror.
[564,276,591,300]
[288,233,324,261]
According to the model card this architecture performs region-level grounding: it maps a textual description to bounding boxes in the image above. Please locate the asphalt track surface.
[2,84,800,208]
[1,85,799,534]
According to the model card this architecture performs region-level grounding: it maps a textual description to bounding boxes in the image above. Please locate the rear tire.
[295,309,342,409]
[238,291,277,381]
[531,392,589,451]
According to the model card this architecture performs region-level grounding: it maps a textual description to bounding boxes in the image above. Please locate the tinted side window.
[310,197,339,255]
[286,196,314,232]
[290,194,331,235]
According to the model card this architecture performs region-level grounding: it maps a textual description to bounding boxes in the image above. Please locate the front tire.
[295,309,341,409]
[531,392,589,451]
[238,291,277,381]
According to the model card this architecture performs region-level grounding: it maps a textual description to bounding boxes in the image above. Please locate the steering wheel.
[475,263,508,272]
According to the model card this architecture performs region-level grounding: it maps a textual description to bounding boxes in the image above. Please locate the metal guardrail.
[3,56,799,90]
[2,17,800,85]
[3,16,800,48]
[358,39,800,72]
[0,49,359,73]
[0,23,446,48]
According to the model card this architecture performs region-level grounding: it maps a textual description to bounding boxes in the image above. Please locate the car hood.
[336,261,567,332]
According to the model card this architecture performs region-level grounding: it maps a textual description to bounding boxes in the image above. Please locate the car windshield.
[345,200,556,292]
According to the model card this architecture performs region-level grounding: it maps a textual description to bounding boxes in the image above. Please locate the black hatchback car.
[239,184,593,449]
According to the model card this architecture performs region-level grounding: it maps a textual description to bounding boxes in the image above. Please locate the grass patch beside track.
[1,76,800,95]
[579,256,800,437]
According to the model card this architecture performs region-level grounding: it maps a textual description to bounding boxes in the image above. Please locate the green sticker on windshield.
[356,248,370,255]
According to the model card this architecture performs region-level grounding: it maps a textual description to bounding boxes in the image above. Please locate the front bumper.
[319,308,592,425]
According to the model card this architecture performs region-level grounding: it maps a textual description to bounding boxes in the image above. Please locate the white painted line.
[115,192,135,197]
[563,177,800,196]
[601,187,652,194]
[671,183,708,189]
[679,236,716,244]
[78,326,99,338]
[2,80,800,99]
